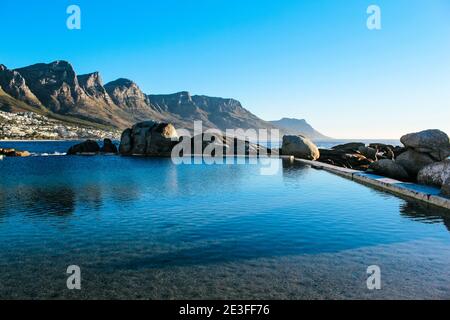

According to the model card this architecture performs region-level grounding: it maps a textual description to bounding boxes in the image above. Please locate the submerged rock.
[119,121,179,157]
[67,140,100,155]
[400,129,450,161]
[281,135,320,160]
[417,160,450,188]
[369,159,410,181]
[396,149,435,179]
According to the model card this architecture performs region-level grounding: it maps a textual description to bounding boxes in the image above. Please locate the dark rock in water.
[369,159,410,181]
[396,149,435,179]
[0,148,31,157]
[119,121,179,157]
[400,129,450,161]
[357,146,377,161]
[442,178,450,197]
[331,142,365,152]
[67,140,100,155]
[281,135,320,160]
[417,159,450,188]
[318,148,372,170]
[100,138,118,153]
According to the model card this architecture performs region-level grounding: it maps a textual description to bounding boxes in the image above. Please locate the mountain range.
[0,60,329,138]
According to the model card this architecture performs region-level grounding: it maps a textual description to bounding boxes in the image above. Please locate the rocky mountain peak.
[105,78,136,89]
[0,64,43,108]
[15,60,79,88]
[14,61,82,113]
[104,78,152,114]
[177,91,193,104]
[77,72,109,98]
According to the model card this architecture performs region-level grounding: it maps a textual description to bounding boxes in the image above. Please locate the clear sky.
[1,0,449,138]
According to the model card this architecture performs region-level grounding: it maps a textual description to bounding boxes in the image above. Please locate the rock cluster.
[67,139,119,155]
[368,129,450,196]
[318,142,402,171]
[281,129,450,197]
[118,121,270,157]
[0,147,30,157]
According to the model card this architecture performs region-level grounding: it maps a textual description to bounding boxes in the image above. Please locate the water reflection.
[400,200,450,231]
[19,185,76,217]
[77,184,103,211]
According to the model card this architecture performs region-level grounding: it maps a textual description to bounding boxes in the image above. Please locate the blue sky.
[1,0,449,138]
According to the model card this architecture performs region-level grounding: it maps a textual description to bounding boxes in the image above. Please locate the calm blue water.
[0,141,449,299]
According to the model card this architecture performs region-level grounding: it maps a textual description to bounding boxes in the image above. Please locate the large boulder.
[400,129,450,161]
[369,159,410,181]
[100,138,118,154]
[67,140,100,155]
[396,149,435,179]
[417,159,450,188]
[282,135,320,160]
[119,121,179,157]
[442,178,450,197]
[119,128,132,154]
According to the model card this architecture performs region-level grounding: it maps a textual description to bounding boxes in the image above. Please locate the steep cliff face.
[0,64,44,109]
[14,61,82,113]
[77,72,111,103]
[104,78,164,123]
[14,61,132,127]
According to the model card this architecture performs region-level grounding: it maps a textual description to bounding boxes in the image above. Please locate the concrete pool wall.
[294,158,450,211]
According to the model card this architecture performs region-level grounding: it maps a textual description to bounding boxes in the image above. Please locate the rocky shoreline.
[2,119,449,199]
[280,130,450,198]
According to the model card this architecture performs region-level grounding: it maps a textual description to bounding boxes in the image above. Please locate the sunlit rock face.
[119,121,178,157]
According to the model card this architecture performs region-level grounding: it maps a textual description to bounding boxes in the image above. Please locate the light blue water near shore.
[0,141,449,299]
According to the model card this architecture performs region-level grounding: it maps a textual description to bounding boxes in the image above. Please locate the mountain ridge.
[270,117,330,139]
[1,60,327,139]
